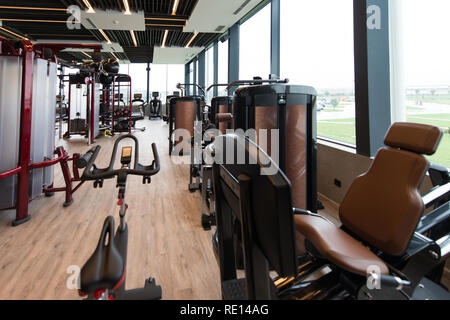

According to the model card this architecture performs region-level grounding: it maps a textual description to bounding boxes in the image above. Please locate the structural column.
[213,42,219,97]
[271,0,280,77]
[146,63,150,105]
[228,23,240,93]
[185,63,190,96]
[354,0,392,157]
[198,50,206,91]
[193,59,197,95]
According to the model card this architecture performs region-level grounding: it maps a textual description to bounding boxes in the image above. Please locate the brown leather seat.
[295,215,389,275]
[295,122,443,276]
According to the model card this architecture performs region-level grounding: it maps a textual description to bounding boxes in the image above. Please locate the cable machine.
[0,37,101,226]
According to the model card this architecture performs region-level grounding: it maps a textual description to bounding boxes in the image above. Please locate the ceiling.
[0,0,221,64]
[184,0,263,33]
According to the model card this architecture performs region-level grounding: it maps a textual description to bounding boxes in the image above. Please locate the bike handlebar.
[81,134,160,181]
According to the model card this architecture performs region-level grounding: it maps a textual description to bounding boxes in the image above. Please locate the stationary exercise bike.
[77,134,161,300]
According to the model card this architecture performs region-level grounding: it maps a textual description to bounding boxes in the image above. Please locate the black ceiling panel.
[123,46,154,63]
[0,0,221,64]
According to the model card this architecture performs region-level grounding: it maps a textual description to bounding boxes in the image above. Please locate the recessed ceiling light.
[99,29,111,44]
[130,30,138,47]
[161,30,169,48]
[185,32,198,48]
[82,0,95,13]
[172,0,179,15]
[0,26,29,40]
[123,0,131,15]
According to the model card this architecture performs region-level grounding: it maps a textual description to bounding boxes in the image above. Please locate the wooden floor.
[0,119,447,299]
[0,119,221,300]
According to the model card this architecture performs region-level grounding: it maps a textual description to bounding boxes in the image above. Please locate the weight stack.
[233,84,317,211]
[169,96,203,155]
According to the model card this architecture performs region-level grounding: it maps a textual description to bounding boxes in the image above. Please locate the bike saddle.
[79,216,125,296]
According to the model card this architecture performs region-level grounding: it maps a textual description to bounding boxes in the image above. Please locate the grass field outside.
[317,113,450,168]
[407,94,450,106]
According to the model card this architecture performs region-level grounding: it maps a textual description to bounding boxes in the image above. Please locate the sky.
[240,4,271,80]
[402,0,450,87]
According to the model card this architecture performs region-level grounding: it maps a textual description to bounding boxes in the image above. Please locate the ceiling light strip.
[123,0,131,15]
[172,0,180,16]
[111,52,120,61]
[130,30,138,47]
[98,29,111,44]
[185,32,199,48]
[83,0,95,13]
[81,51,92,59]
[161,30,169,48]
[0,26,29,40]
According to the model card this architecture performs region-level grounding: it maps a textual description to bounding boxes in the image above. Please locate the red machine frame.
[111,74,133,134]
[0,36,101,226]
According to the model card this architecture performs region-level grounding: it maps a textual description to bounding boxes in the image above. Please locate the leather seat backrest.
[339,123,442,256]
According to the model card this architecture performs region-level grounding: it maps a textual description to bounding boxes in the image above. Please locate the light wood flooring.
[0,119,221,300]
[0,119,447,299]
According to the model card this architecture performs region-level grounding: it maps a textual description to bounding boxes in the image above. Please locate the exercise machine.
[0,37,101,225]
[78,134,161,300]
[63,72,101,144]
[110,75,145,133]
[200,79,318,234]
[162,91,180,123]
[212,123,450,300]
[149,92,162,119]
[168,94,204,156]
[131,93,146,121]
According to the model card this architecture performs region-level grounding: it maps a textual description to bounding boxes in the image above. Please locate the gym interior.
[0,0,449,302]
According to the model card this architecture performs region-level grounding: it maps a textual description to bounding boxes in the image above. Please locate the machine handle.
[379,275,411,291]
[225,78,289,91]
[368,272,411,291]
[177,83,206,96]
[206,83,230,92]
[76,147,98,169]
[216,113,233,123]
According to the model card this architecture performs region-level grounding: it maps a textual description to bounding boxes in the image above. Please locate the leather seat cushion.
[294,215,389,276]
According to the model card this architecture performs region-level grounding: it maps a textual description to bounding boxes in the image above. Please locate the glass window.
[150,64,184,103]
[280,0,355,145]
[218,39,229,96]
[239,3,271,80]
[119,64,130,75]
[400,0,450,167]
[166,64,185,101]
[128,63,147,97]
[205,46,215,103]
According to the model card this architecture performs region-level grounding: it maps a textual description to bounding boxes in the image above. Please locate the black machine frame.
[78,134,162,300]
[212,133,450,300]
[212,134,297,300]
